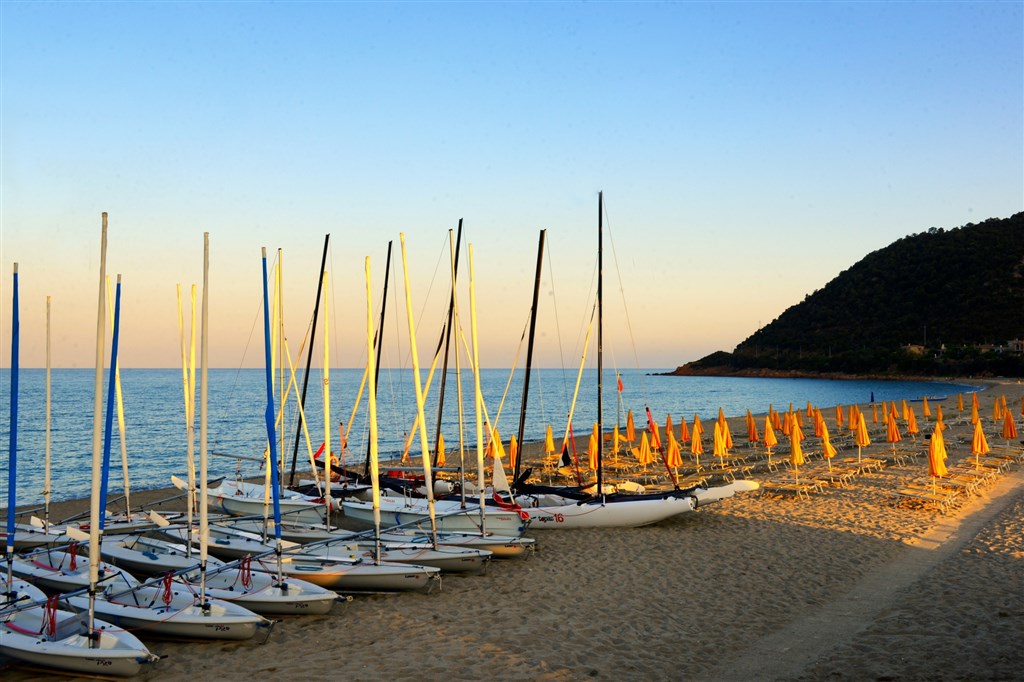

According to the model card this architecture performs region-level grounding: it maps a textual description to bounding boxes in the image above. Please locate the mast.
[432,219,463,466]
[597,191,604,497]
[363,240,392,477]
[86,216,108,646]
[288,234,329,486]
[468,244,487,531]
[321,270,331,531]
[177,284,196,558]
[105,278,132,518]
[199,233,210,608]
[43,294,51,531]
[365,256,382,563]
[6,263,18,588]
[399,233,439,545]
[260,247,285,585]
[514,229,546,487]
[98,275,123,531]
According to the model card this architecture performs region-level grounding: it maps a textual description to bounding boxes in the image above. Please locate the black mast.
[514,229,546,487]
[289,234,329,486]
[363,241,393,477]
[432,219,463,467]
[597,192,604,497]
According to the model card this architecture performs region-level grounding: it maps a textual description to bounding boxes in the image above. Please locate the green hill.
[675,212,1024,377]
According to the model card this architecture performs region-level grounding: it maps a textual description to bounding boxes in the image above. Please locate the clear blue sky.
[2,1,1021,370]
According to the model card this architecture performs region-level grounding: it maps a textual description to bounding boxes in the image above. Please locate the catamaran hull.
[342,499,529,537]
[522,495,696,529]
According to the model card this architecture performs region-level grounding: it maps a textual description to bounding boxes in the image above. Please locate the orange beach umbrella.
[922,396,931,418]
[821,422,837,471]
[746,409,759,444]
[928,422,948,488]
[971,420,990,469]
[855,412,871,463]
[1001,410,1018,442]
[835,404,845,429]
[545,424,555,455]
[679,416,691,444]
[625,410,636,442]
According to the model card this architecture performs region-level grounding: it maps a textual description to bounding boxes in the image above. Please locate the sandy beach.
[3,378,1022,681]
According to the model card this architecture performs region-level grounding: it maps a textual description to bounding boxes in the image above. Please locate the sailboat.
[513,193,757,528]
[1,258,158,676]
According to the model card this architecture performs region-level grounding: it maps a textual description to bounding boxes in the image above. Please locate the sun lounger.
[893,485,959,513]
[759,480,817,500]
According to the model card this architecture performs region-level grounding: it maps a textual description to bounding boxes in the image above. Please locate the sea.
[0,367,979,507]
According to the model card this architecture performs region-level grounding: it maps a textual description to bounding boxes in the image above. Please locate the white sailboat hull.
[178,571,338,616]
[521,494,696,529]
[256,555,441,593]
[377,529,536,559]
[304,540,491,574]
[10,552,128,594]
[1,580,158,678]
[68,583,270,641]
[342,497,529,537]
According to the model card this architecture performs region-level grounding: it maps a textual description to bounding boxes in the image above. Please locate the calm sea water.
[0,367,977,507]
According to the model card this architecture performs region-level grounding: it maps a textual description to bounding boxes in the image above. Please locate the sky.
[1,1,1021,371]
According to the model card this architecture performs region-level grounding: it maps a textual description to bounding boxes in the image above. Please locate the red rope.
[68,541,79,571]
[162,571,175,607]
[44,594,59,638]
[240,556,253,589]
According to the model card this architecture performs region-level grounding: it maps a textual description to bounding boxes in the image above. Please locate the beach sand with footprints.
[3,378,1022,681]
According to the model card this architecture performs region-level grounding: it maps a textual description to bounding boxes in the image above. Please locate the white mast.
[199,232,210,608]
[399,233,438,545]
[43,295,51,531]
[467,244,487,531]
[365,256,382,562]
[321,270,331,531]
[87,214,108,644]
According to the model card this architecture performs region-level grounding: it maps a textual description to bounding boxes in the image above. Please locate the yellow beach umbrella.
[713,421,727,467]
[848,405,858,432]
[612,425,621,457]
[545,424,555,456]
[625,409,636,442]
[906,405,919,439]
[679,416,691,444]
[855,412,871,463]
[763,416,778,451]
[508,435,518,471]
[901,400,910,422]
[970,399,979,425]
[1001,409,1018,443]
[722,418,734,451]
[789,424,805,480]
[821,422,837,471]
[928,422,948,491]
[935,404,947,430]
[871,402,879,424]
[491,428,506,460]
[666,431,683,469]
[971,419,990,469]
[636,431,652,467]
[587,431,599,471]
[993,397,1002,422]
[922,396,931,418]
[689,425,704,468]
[648,414,663,453]
[692,414,704,438]
[835,404,845,429]
[813,408,825,438]
[746,409,759,444]
[666,414,675,444]
[436,432,446,468]
[886,410,902,455]
[957,393,964,413]
[782,411,792,436]
[795,409,804,429]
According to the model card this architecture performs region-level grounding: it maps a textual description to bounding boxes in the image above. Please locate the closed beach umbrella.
[957,393,964,413]
[1001,410,1018,444]
[746,409,759,444]
[545,424,555,455]
[848,405,858,432]
[666,432,683,469]
[679,416,691,444]
[795,409,804,429]
[806,401,814,416]
[901,400,910,422]
[970,393,980,424]
[928,422,948,491]
[922,396,931,418]
[782,411,792,436]
[636,431,652,467]
[648,410,663,453]
[722,418,734,451]
[821,423,837,471]
[613,425,621,457]
[855,412,871,463]
[625,410,636,442]
[689,425,703,468]
[971,419,990,469]
[665,414,675,446]
[587,431,598,471]
[789,425,805,480]
[835,404,845,429]
[491,428,506,460]
[692,414,704,439]
[813,408,825,438]
[763,416,778,451]
[871,402,879,424]
[436,432,446,468]
[713,421,727,467]
[886,411,902,455]
[935,404,947,430]
[907,406,920,440]
[508,435,518,472]
[993,397,1002,423]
